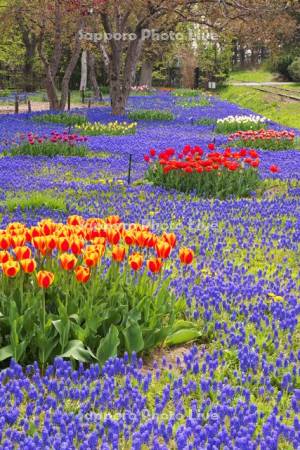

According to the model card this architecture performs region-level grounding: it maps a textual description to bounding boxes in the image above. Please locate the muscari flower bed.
[0,92,299,449]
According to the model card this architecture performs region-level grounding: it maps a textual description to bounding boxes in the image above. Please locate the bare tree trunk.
[240,47,245,68]
[109,38,142,115]
[23,42,37,92]
[37,0,62,110]
[17,18,37,91]
[88,51,102,99]
[110,77,126,115]
[80,50,88,92]
[251,47,257,66]
[45,67,60,110]
[60,32,82,110]
[232,39,239,66]
[140,60,153,87]
[101,11,143,115]
[109,50,128,115]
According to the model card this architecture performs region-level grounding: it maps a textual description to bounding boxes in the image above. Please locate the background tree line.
[0,0,299,114]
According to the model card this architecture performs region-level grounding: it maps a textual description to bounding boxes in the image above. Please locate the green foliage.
[0,89,12,97]
[128,110,174,121]
[288,57,300,82]
[4,191,67,212]
[176,97,211,107]
[229,69,275,83]
[196,118,216,126]
[267,53,297,79]
[33,113,87,126]
[197,34,232,84]
[215,121,266,134]
[9,142,88,157]
[0,26,25,79]
[146,163,260,200]
[172,89,201,97]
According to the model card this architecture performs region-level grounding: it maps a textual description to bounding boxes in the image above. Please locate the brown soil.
[141,343,206,375]
[0,102,85,114]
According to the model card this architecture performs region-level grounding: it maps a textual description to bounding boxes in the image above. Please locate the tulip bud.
[84,251,100,268]
[112,245,126,262]
[147,258,163,273]
[14,246,32,261]
[37,271,55,288]
[179,248,194,265]
[2,260,20,277]
[129,253,143,271]
[75,266,90,284]
[155,240,172,259]
[59,253,78,271]
[20,258,37,274]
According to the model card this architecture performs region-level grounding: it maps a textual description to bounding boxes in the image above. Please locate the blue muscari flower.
[0,92,300,448]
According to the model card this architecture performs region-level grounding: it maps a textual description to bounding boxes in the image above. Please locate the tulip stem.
[19,272,24,314]
[41,290,46,371]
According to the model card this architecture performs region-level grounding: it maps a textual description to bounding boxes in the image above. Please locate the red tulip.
[20,259,37,274]
[75,266,90,284]
[129,253,143,271]
[179,248,194,265]
[155,240,172,259]
[0,250,11,264]
[59,253,78,271]
[37,271,54,288]
[112,245,126,262]
[14,246,31,260]
[147,258,163,273]
[2,261,20,278]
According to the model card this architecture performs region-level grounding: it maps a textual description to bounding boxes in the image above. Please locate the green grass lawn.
[229,69,277,83]
[217,85,300,129]
[30,89,110,104]
[282,83,300,91]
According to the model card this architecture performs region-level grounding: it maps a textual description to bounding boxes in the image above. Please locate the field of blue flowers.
[0,92,299,449]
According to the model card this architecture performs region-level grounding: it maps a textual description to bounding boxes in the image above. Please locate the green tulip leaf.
[0,345,13,362]
[165,328,202,347]
[96,324,120,367]
[60,340,95,363]
[123,319,144,354]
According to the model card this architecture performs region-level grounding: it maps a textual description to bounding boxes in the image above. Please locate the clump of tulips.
[9,131,88,157]
[0,215,195,367]
[76,121,137,136]
[216,115,268,133]
[228,129,296,151]
[145,144,263,199]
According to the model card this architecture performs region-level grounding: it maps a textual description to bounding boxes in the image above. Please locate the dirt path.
[0,101,88,114]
